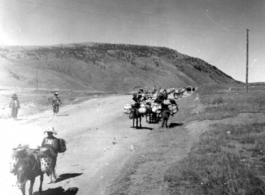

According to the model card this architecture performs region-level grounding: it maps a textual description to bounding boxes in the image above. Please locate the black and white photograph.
[0,0,265,194]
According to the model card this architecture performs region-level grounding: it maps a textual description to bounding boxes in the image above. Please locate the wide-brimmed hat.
[11,93,18,98]
[54,92,58,95]
[44,127,57,135]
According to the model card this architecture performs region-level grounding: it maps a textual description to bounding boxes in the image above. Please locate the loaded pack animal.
[186,86,192,94]
[175,88,186,98]
[130,92,151,128]
[129,103,143,128]
[10,147,56,195]
[147,90,167,123]
[145,102,159,123]
[161,99,179,128]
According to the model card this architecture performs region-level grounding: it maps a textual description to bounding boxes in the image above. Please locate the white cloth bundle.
[151,103,162,113]
[123,104,132,114]
[169,104,178,114]
[138,103,147,113]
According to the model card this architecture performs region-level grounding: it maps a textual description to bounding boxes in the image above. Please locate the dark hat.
[11,93,18,98]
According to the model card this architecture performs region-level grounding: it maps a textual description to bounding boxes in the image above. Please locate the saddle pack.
[57,138,67,153]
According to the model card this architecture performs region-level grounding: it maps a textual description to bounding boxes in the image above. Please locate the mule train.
[123,88,182,128]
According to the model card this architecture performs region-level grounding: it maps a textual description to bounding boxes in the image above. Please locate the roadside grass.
[164,122,265,195]
[186,88,265,122]
[164,85,265,195]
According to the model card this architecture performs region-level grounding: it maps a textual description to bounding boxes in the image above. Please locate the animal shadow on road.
[169,122,183,128]
[15,118,27,121]
[55,173,83,183]
[56,114,69,117]
[133,127,153,130]
[33,187,78,195]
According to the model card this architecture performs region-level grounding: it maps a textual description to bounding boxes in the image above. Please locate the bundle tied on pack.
[169,104,178,114]
[151,103,162,114]
[138,103,147,114]
[163,100,171,105]
[123,104,132,114]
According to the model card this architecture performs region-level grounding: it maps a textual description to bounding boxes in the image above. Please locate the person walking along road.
[52,92,62,115]
[9,94,20,120]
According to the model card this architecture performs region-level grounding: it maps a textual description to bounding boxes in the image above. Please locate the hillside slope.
[0,43,239,92]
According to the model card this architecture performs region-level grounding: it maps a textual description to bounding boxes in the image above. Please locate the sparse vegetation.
[164,86,265,195]
[186,87,265,122]
[164,122,265,195]
[0,43,239,92]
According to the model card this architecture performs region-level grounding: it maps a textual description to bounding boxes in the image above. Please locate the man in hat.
[52,92,62,115]
[9,94,20,120]
[41,127,59,183]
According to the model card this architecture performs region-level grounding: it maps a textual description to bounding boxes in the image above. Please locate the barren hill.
[0,43,239,92]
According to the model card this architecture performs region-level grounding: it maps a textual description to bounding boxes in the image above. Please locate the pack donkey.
[144,102,158,123]
[11,148,55,195]
[161,101,179,128]
[129,104,142,128]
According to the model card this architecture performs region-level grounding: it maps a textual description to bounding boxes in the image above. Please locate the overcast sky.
[0,0,264,82]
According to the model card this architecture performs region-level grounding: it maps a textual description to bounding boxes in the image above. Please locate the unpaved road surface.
[0,95,155,195]
[0,93,194,195]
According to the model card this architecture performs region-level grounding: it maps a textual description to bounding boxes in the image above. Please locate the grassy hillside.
[0,43,239,93]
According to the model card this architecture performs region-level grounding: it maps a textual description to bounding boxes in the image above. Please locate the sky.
[0,0,264,82]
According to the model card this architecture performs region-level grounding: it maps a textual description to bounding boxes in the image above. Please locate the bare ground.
[0,95,155,195]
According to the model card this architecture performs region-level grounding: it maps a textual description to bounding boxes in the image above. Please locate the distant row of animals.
[123,86,195,128]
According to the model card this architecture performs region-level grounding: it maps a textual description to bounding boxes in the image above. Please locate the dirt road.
[0,95,157,195]
[0,92,197,195]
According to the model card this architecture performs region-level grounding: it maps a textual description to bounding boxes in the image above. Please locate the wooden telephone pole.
[246,29,249,93]
[36,70,38,92]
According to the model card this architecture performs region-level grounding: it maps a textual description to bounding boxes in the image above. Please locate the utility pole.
[36,69,38,92]
[246,29,249,93]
